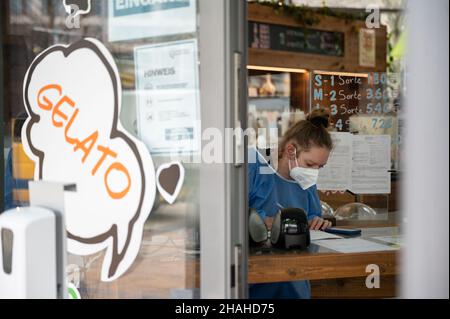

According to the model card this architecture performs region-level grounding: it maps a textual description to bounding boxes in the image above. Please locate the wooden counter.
[249,248,397,283]
[77,206,400,299]
[248,226,400,298]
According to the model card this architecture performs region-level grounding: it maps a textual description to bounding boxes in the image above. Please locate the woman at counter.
[248,110,334,299]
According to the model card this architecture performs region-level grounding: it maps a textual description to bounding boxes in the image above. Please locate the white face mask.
[288,149,319,190]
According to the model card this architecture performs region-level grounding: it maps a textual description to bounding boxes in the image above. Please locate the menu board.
[311,72,400,169]
[311,72,400,130]
[249,21,344,57]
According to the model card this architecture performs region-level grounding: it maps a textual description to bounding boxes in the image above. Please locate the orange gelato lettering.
[37,84,62,111]
[105,162,131,200]
[52,95,75,128]
[36,84,131,200]
[93,146,117,176]
[74,131,99,163]
[65,108,80,145]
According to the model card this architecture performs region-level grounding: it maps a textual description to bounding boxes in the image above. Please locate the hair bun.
[308,108,330,128]
[309,115,330,128]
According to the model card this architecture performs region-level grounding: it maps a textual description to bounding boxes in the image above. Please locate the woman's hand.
[309,217,332,230]
[264,217,274,230]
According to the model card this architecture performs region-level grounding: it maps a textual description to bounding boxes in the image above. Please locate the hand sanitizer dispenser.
[0,207,58,298]
[0,181,73,299]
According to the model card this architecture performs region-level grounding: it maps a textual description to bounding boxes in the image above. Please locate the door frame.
[199,0,248,299]
[0,1,5,213]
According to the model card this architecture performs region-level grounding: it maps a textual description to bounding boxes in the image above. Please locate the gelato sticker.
[22,38,156,281]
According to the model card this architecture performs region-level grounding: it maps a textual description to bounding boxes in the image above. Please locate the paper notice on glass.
[134,40,201,154]
[351,135,391,194]
[316,238,398,253]
[108,0,196,42]
[317,132,352,191]
[351,170,391,194]
[310,230,342,241]
[352,135,391,169]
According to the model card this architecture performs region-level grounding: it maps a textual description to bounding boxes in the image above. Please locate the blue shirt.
[248,147,322,221]
[248,148,322,299]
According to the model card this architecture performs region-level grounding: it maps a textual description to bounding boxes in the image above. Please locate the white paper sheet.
[372,235,403,246]
[361,227,399,237]
[315,238,398,253]
[310,230,342,241]
[351,135,391,194]
[317,132,352,191]
[352,135,391,169]
[351,170,391,194]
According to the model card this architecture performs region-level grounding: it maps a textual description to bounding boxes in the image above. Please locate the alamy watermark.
[366,5,381,29]
[164,124,280,168]
[64,0,92,29]
[366,264,381,289]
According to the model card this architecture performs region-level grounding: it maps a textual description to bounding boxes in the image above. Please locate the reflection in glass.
[2,0,201,299]
[334,202,378,220]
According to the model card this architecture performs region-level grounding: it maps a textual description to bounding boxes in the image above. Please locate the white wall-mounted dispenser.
[0,207,58,298]
[0,181,74,299]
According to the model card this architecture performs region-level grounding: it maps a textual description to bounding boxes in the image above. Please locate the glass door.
[1,0,247,299]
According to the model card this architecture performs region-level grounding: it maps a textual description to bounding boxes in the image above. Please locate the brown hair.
[278,108,333,159]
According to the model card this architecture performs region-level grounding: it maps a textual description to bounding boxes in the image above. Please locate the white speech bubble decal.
[22,38,156,282]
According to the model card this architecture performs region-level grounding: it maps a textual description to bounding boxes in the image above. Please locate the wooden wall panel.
[248,3,387,73]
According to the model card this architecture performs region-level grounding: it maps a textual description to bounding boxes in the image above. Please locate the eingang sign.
[113,0,190,17]
[108,0,196,42]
